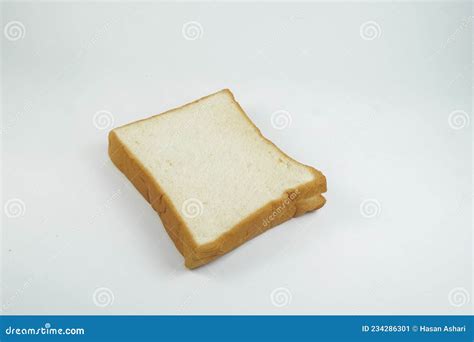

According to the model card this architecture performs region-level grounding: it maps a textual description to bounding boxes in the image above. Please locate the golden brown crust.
[108,89,327,269]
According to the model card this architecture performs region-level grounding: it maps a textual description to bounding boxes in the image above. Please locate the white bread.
[108,89,326,268]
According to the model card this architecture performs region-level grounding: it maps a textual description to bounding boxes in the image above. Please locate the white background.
[1,1,472,315]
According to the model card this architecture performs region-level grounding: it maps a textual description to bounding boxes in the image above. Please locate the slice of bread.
[108,89,326,269]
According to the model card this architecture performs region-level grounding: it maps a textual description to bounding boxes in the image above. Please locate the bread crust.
[108,89,327,269]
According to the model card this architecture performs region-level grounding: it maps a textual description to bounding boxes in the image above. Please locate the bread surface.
[109,89,326,268]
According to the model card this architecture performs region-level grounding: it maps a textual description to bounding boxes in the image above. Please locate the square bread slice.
[108,89,326,269]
